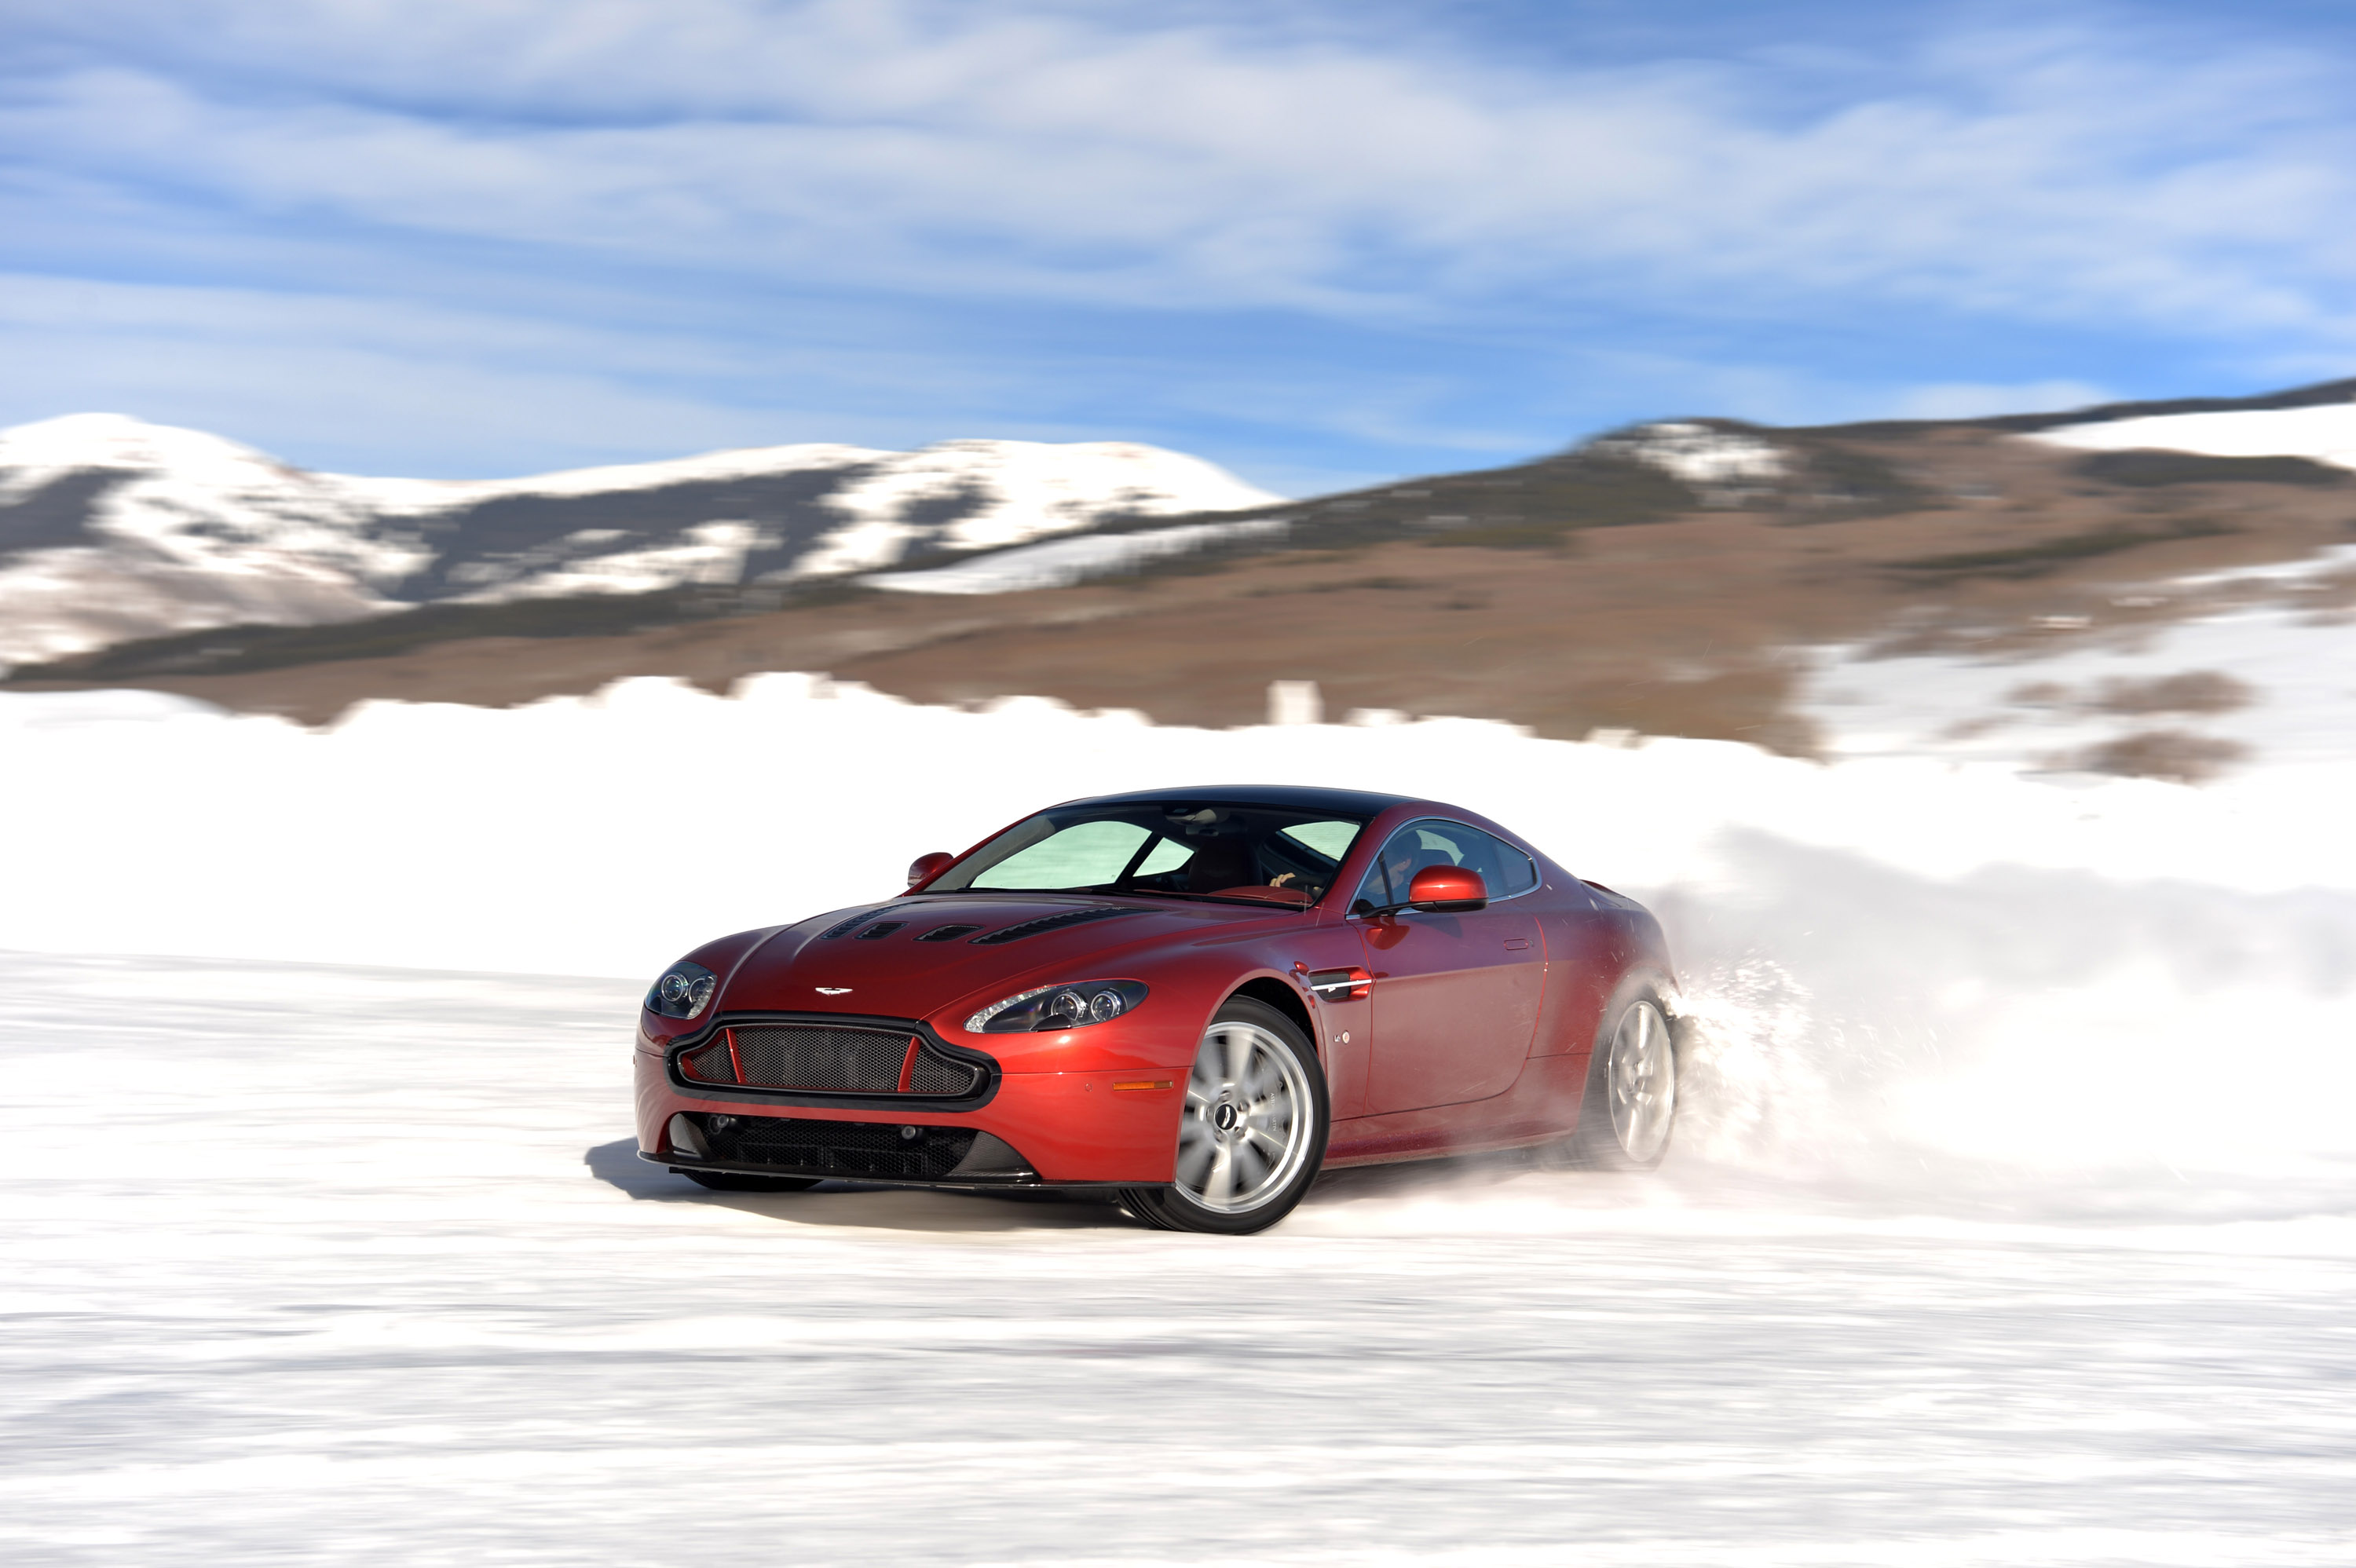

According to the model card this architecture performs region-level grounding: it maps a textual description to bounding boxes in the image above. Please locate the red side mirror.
[1408,864,1487,912]
[906,850,955,888]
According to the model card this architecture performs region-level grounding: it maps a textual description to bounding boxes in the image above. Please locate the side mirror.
[1408,864,1487,912]
[906,850,955,888]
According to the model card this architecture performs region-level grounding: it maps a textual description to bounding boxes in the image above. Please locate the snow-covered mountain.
[0,414,1282,671]
[2024,397,2356,468]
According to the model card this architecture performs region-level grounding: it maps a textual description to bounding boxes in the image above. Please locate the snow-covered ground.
[5,663,2355,1563]
[2029,400,2356,470]
[5,948,2350,1567]
[1805,584,2356,777]
[866,515,1293,594]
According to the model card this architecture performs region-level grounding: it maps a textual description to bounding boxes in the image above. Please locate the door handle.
[1503,938,1530,950]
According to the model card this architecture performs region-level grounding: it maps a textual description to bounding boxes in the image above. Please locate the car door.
[1352,820,1545,1113]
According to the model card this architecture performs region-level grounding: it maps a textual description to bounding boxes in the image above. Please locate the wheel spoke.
[1202,1144,1238,1207]
[1175,1127,1215,1183]
[1231,1139,1273,1195]
[1216,1027,1249,1090]
[1243,1122,1291,1158]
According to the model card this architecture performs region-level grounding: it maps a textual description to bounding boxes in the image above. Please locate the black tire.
[1550,985,1681,1171]
[683,1170,823,1193]
[1121,996,1330,1235]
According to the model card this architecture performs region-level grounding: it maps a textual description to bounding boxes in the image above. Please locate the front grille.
[737,1025,909,1091]
[908,1051,979,1094]
[695,1113,979,1180]
[680,1037,737,1083]
[678,1024,985,1097]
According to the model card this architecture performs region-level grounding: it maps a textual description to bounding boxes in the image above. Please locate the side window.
[1475,828,1539,897]
[1355,820,1538,908]
[1356,821,1469,908]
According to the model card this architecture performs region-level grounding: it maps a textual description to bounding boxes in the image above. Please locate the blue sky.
[5,0,2355,493]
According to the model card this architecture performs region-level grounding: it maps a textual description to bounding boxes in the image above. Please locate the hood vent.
[816,906,904,939]
[916,924,984,942]
[854,921,907,940]
[971,907,1141,945]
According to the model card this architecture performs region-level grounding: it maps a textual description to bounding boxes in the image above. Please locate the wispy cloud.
[4,1,2353,480]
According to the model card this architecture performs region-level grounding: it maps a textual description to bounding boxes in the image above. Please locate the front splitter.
[637,1149,1145,1194]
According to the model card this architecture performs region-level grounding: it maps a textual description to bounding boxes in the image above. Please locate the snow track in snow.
[2,951,2350,1566]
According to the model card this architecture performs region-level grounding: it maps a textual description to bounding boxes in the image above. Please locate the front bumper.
[635,1044,1184,1184]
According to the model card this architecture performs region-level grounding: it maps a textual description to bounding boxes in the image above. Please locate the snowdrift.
[6,675,2352,1208]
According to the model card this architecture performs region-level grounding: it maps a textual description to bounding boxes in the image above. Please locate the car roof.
[1057,784,1423,817]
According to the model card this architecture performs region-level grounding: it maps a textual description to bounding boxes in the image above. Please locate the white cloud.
[9,2,2356,340]
[0,272,986,474]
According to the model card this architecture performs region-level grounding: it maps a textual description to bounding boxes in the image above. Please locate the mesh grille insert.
[695,1025,986,1098]
[909,1052,982,1095]
[681,1039,737,1084]
[694,1113,979,1180]
[730,1025,909,1092]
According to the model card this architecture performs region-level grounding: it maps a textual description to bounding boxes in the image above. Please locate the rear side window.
[1479,829,1540,896]
[1355,820,1538,908]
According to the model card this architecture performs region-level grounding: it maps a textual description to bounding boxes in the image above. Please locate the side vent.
[916,924,984,942]
[971,908,1141,945]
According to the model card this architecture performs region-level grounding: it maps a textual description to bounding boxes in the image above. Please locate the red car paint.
[634,786,1679,1187]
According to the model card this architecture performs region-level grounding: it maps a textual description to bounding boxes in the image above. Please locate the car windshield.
[923,802,1371,908]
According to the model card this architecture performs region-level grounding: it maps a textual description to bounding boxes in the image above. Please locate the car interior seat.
[1182,835,1257,893]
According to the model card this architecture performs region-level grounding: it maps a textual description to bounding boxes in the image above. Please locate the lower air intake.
[691,1113,981,1180]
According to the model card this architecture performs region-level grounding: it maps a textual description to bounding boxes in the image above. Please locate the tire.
[1121,996,1330,1235]
[1554,989,1680,1171]
[683,1170,823,1193]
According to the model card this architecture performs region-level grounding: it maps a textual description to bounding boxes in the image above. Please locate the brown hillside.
[11,424,2353,750]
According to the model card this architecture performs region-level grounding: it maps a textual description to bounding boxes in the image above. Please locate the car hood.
[717,893,1297,1020]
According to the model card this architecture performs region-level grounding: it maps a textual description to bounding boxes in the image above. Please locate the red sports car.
[635,786,1684,1234]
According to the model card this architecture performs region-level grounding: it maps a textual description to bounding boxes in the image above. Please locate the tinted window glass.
[1134,836,1194,876]
[971,819,1150,890]
[928,801,1371,905]
[1481,828,1539,896]
[1355,820,1537,908]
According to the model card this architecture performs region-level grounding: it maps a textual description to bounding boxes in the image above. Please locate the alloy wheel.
[1607,1000,1677,1164]
[1173,1020,1315,1214]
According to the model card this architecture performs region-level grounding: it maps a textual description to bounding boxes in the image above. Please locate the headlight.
[646,959,718,1020]
[966,979,1148,1034]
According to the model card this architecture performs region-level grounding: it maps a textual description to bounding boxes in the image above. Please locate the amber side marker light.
[1113,1080,1174,1093]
